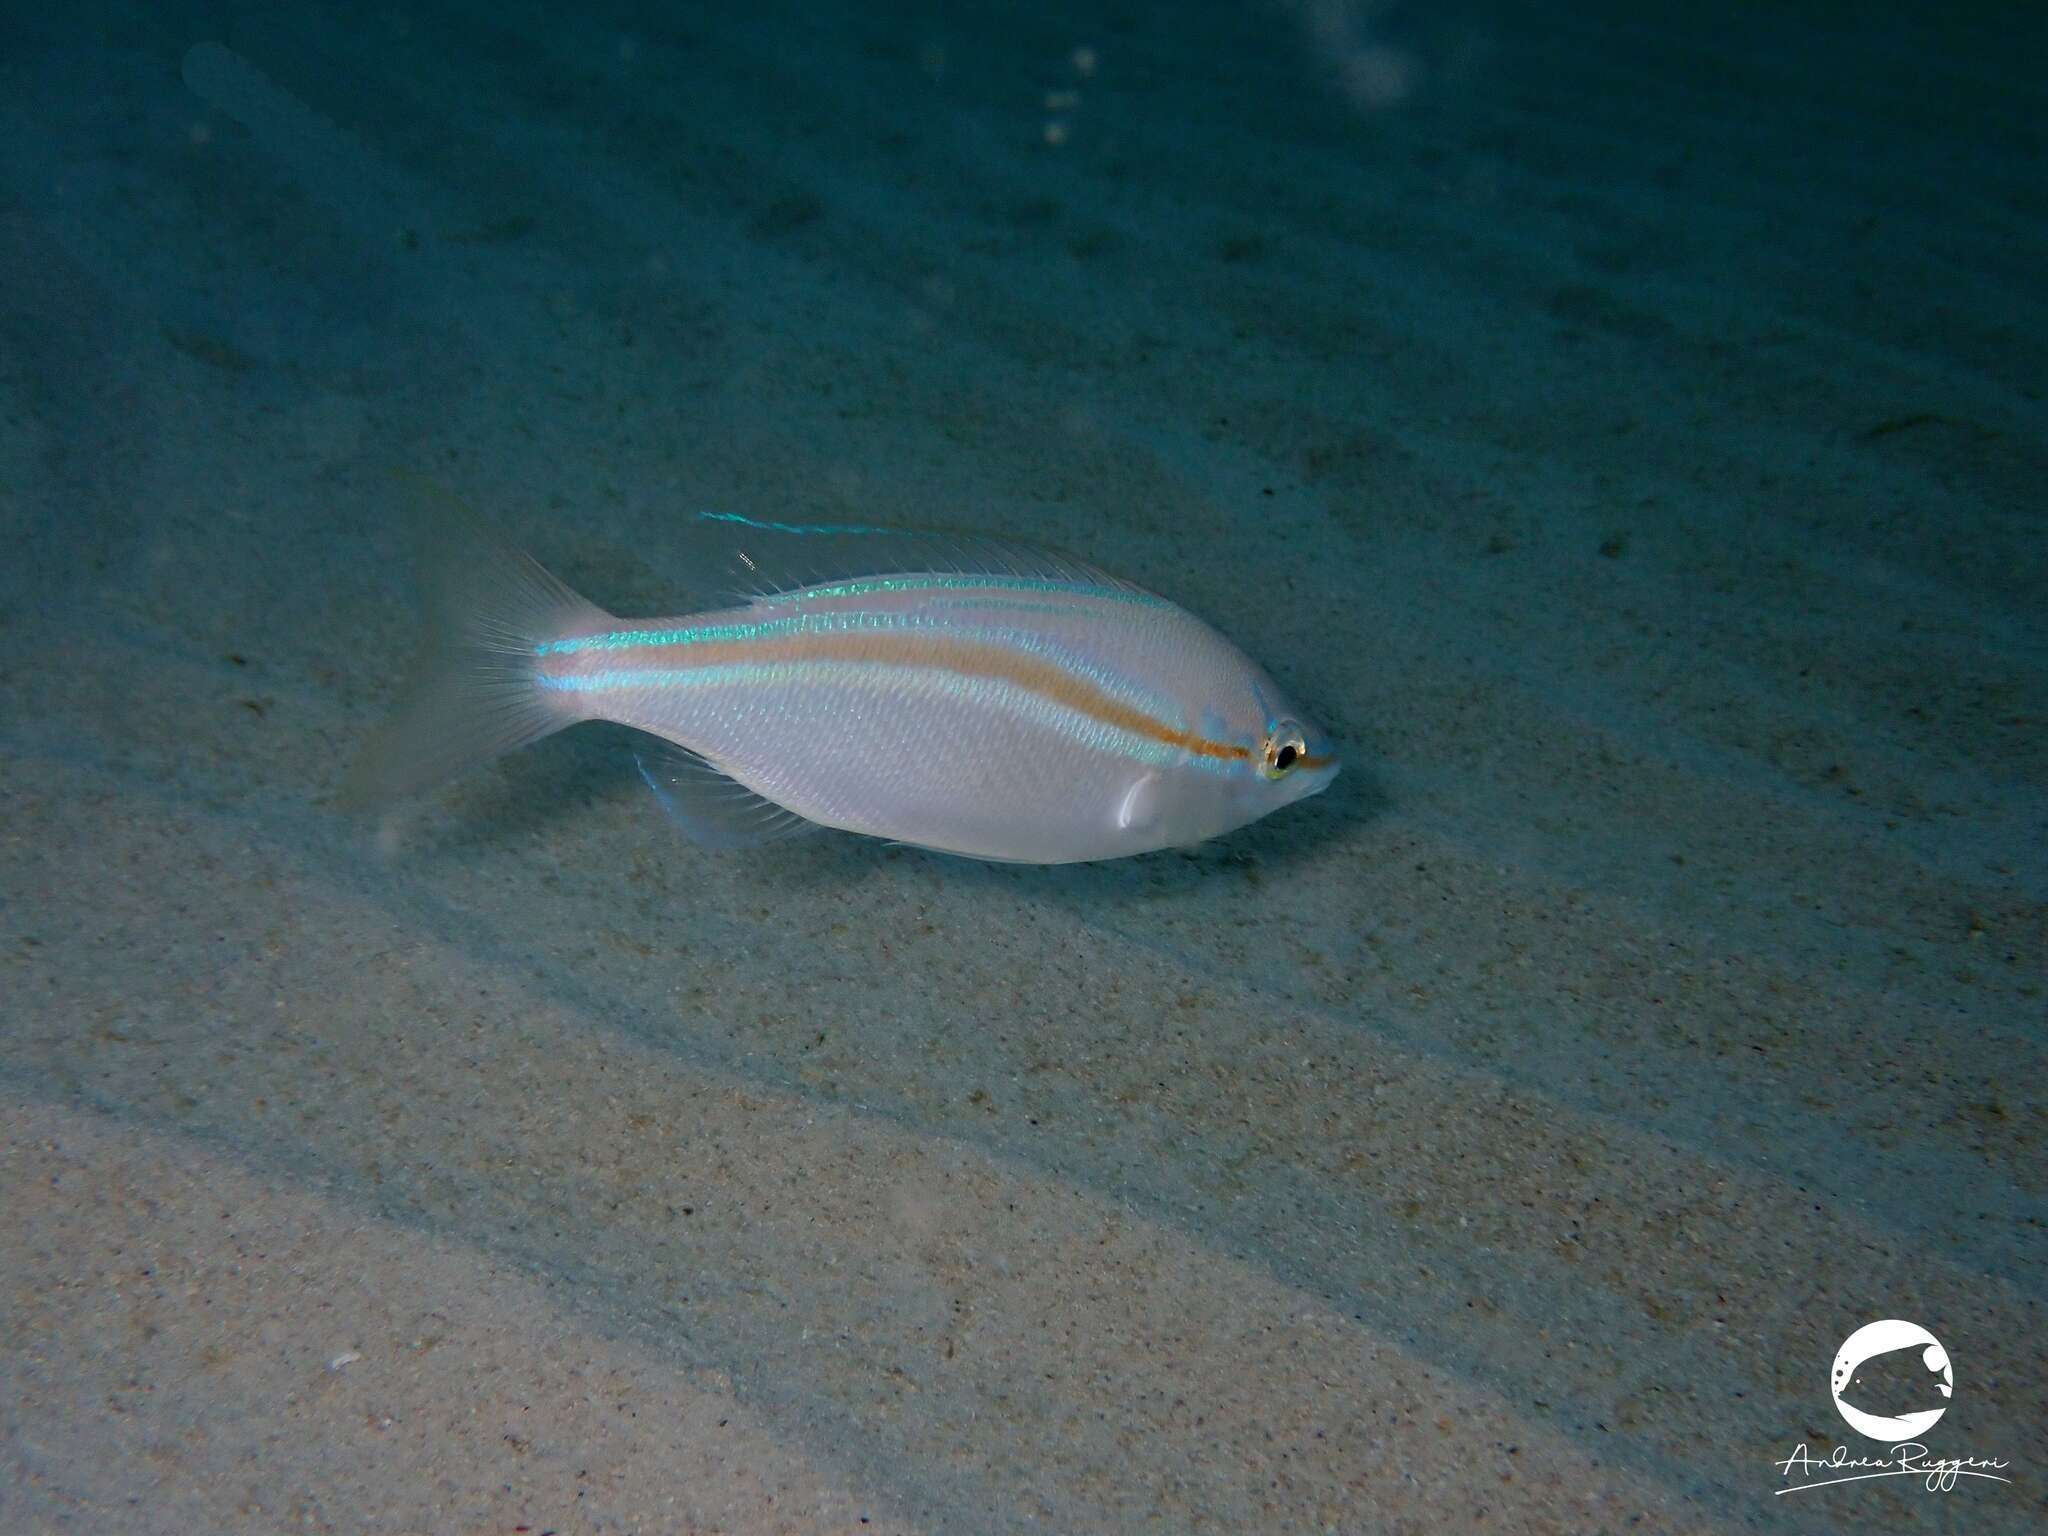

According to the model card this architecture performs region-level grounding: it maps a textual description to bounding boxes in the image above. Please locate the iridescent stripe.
[547,661,1236,772]
[538,627,1252,769]
[757,573,1167,610]
[536,578,1166,660]
[537,612,1177,726]
[536,609,915,656]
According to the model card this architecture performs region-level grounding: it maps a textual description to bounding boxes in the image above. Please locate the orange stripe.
[561,630,1255,763]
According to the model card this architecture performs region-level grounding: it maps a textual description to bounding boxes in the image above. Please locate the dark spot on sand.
[163,326,255,373]
[444,213,536,247]
[1858,410,1943,441]
[748,193,824,240]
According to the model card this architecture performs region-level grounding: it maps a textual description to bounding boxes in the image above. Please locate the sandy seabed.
[2,2,2042,1531]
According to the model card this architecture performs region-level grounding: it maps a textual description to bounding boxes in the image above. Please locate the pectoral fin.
[1115,771,1164,834]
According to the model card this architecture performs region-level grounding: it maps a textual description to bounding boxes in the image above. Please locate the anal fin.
[634,741,819,850]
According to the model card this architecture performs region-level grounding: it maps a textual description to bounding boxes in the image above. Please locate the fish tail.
[340,477,612,808]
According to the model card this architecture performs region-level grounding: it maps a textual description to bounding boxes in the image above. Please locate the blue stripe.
[535,585,1163,658]
[536,660,1237,775]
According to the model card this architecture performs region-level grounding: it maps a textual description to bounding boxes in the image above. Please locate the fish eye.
[1260,722,1309,780]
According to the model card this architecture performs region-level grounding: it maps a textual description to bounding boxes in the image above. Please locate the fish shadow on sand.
[375,723,651,857]
[377,720,1382,909]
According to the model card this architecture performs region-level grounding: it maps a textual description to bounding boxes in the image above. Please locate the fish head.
[1232,670,1341,817]
[1142,665,1338,851]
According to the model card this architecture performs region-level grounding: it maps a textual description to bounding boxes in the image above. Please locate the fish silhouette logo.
[1830,1320,1952,1442]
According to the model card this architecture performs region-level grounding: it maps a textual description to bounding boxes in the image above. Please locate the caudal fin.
[340,478,612,808]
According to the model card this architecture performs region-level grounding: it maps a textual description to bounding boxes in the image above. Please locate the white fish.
[345,493,1337,863]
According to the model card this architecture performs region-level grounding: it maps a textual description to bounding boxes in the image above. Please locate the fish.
[343,490,1338,863]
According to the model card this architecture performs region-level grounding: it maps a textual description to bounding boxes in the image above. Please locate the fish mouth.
[1286,757,1340,803]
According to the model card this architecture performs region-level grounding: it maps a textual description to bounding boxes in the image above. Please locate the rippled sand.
[3,2,2041,1530]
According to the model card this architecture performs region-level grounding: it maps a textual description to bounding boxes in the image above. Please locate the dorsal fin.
[695,511,1142,605]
